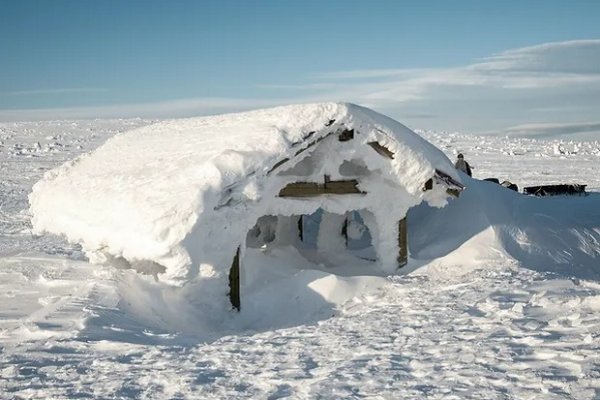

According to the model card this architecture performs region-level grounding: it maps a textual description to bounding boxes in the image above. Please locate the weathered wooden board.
[368,142,395,159]
[446,188,461,198]
[278,179,364,197]
[267,158,290,175]
[397,217,408,268]
[278,182,322,197]
[324,180,363,194]
[229,247,241,310]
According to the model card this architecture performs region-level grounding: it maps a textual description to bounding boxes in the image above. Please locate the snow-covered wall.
[29,103,460,286]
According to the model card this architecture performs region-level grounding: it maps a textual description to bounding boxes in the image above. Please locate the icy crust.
[29,103,460,285]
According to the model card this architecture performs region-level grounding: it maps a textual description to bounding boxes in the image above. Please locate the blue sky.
[2,0,600,135]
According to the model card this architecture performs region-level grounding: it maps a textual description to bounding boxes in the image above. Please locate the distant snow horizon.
[2,107,600,142]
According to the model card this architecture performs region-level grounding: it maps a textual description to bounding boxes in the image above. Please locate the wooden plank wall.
[278,179,363,197]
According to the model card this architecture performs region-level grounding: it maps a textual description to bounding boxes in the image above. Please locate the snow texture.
[2,116,600,399]
[29,103,460,285]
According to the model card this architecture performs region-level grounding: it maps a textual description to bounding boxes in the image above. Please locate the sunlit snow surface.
[1,119,600,399]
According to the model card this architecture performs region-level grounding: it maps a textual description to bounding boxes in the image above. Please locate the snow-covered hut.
[30,103,463,310]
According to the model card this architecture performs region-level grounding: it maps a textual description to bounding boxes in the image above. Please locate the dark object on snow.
[483,178,518,191]
[398,217,408,267]
[523,184,587,197]
[228,247,241,311]
[501,180,518,192]
[454,153,472,177]
[338,129,354,142]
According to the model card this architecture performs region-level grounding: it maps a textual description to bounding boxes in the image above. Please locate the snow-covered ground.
[419,130,600,193]
[1,118,600,399]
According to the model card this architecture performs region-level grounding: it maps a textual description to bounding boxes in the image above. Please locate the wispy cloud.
[256,83,339,91]
[319,39,600,85]
[0,97,287,122]
[304,39,600,104]
[285,39,600,135]
[1,39,600,137]
[314,68,435,80]
[478,39,600,75]
[4,88,109,96]
[498,121,600,138]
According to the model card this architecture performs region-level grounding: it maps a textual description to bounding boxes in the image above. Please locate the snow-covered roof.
[30,103,462,285]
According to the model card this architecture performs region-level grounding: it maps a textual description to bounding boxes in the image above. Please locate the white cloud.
[299,39,600,135]
[314,68,434,80]
[256,83,339,90]
[311,39,600,104]
[2,39,600,136]
[4,88,109,96]
[478,39,600,74]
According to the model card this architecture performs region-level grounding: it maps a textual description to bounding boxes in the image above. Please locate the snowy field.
[1,118,600,399]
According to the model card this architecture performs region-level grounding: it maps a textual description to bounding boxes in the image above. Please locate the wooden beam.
[268,131,337,175]
[324,180,363,194]
[291,131,315,147]
[434,169,465,193]
[422,170,466,197]
[278,182,322,197]
[368,142,395,159]
[278,179,364,197]
[397,217,408,268]
[446,188,461,198]
[267,158,290,175]
[228,247,241,311]
[294,140,317,156]
[298,215,304,242]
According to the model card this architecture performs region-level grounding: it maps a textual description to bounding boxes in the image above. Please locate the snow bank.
[29,103,460,285]
[409,176,600,280]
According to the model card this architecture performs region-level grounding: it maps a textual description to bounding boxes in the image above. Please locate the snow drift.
[5,118,600,398]
[409,176,600,280]
[29,103,461,286]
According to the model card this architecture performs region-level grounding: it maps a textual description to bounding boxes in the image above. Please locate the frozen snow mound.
[409,176,600,280]
[30,103,461,285]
